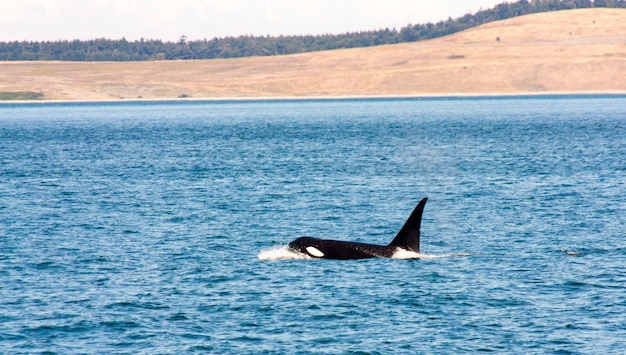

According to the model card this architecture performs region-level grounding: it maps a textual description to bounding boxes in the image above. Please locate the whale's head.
[288,237,325,258]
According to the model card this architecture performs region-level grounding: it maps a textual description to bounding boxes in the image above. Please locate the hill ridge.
[1,8,625,101]
[1,1,625,61]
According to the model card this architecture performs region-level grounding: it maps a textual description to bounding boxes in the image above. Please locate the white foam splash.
[391,249,424,259]
[392,250,470,259]
[258,246,311,260]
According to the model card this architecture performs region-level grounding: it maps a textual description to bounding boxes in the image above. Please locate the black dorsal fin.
[388,197,428,253]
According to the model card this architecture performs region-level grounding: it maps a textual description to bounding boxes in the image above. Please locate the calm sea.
[1,96,625,354]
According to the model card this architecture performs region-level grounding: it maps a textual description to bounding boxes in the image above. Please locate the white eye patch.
[306,246,324,258]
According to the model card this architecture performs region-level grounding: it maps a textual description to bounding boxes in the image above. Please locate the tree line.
[1,0,624,62]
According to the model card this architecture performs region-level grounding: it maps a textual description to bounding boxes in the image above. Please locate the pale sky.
[0,0,506,42]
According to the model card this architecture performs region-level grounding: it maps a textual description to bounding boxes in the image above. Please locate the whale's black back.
[388,197,428,253]
[288,197,428,259]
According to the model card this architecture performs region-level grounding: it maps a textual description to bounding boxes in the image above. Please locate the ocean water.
[1,96,625,354]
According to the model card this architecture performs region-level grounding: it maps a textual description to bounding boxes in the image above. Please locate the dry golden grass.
[1,8,625,100]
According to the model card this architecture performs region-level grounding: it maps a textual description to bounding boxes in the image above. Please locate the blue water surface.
[1,97,625,354]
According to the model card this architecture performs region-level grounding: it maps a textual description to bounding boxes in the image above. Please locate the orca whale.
[288,197,428,260]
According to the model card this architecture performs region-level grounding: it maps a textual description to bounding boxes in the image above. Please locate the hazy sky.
[0,0,505,42]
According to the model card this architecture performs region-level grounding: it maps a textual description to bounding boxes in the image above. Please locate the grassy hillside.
[1,8,624,101]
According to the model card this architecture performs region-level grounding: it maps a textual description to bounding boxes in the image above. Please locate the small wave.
[562,249,584,256]
[393,251,470,259]
[421,253,471,258]
[258,246,311,260]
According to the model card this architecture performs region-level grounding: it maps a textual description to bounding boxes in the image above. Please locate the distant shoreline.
[2,91,626,105]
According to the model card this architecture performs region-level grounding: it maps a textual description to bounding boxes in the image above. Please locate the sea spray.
[258,246,311,260]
